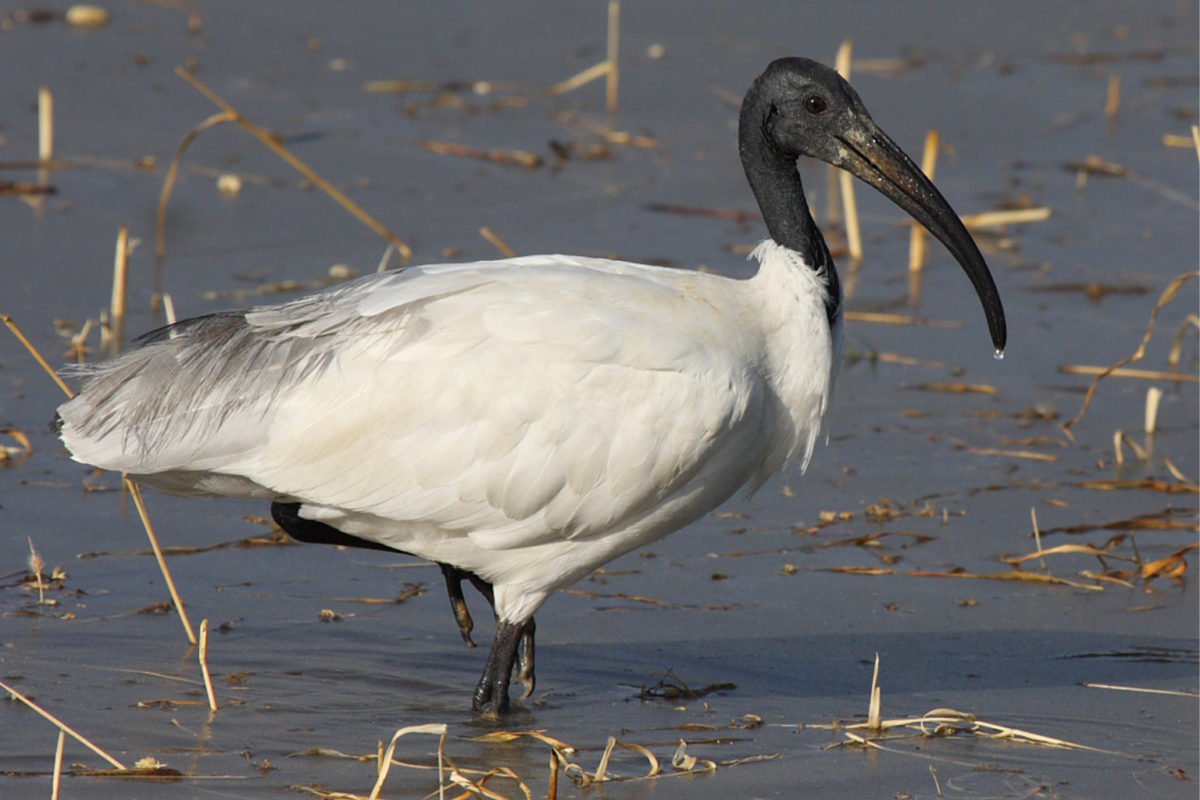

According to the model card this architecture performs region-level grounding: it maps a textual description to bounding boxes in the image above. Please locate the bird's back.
[61,255,809,550]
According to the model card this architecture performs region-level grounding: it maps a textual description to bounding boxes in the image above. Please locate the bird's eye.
[804,95,828,115]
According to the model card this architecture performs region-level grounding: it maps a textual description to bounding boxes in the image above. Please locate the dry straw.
[867,653,882,731]
[907,130,939,274]
[1030,507,1046,568]
[418,139,544,169]
[479,226,517,258]
[605,0,620,113]
[26,536,46,605]
[51,729,66,800]
[199,619,218,712]
[107,226,130,355]
[548,0,621,114]
[369,724,447,800]
[1105,74,1121,120]
[797,656,1115,754]
[0,314,198,644]
[961,207,1052,227]
[38,86,54,161]
[37,85,54,201]
[155,110,237,261]
[125,477,197,644]
[167,68,411,263]
[2,315,74,397]
[834,40,862,265]
[1063,271,1199,438]
[0,679,127,769]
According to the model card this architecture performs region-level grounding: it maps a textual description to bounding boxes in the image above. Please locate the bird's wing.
[248,258,765,550]
[61,257,766,549]
[59,258,556,476]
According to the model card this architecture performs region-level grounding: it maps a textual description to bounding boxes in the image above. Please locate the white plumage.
[58,57,1004,715]
[60,242,838,624]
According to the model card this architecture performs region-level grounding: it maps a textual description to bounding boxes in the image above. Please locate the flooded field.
[1,2,1197,798]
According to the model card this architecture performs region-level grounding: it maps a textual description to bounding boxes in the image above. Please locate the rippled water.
[2,2,1196,798]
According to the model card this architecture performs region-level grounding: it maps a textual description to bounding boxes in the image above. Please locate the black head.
[739,57,1007,354]
[749,57,878,166]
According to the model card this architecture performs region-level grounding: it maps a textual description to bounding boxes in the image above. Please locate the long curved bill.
[834,125,1007,355]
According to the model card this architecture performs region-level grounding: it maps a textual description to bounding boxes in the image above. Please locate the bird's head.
[742,57,1007,355]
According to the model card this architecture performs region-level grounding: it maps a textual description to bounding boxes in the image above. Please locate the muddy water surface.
[1,2,1197,798]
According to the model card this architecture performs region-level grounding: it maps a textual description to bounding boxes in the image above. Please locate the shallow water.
[1,2,1197,798]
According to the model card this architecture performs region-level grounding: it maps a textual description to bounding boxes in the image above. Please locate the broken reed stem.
[162,292,178,326]
[368,724,448,800]
[109,227,129,355]
[1168,315,1198,368]
[1163,458,1195,485]
[27,536,46,605]
[844,310,961,328]
[960,207,1052,228]
[69,318,94,364]
[908,130,939,274]
[1113,430,1148,465]
[38,86,54,160]
[606,0,620,113]
[125,477,197,645]
[550,61,610,94]
[833,42,862,265]
[418,139,543,168]
[840,170,862,264]
[825,42,852,227]
[199,619,218,712]
[1144,386,1162,434]
[1083,682,1199,698]
[929,765,942,798]
[1060,364,1198,382]
[156,110,237,261]
[824,710,1112,752]
[1030,507,1046,569]
[594,737,618,783]
[867,652,882,731]
[834,40,853,89]
[4,304,196,659]
[2,315,75,398]
[479,226,517,258]
[52,729,66,800]
[38,85,54,199]
[548,2,619,106]
[173,67,413,264]
[1105,74,1120,120]
[1064,271,1199,438]
[0,679,126,770]
[548,749,560,800]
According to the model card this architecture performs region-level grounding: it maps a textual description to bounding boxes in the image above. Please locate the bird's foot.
[439,564,477,648]
[471,618,533,717]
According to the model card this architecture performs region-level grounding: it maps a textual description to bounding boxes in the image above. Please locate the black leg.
[467,573,495,608]
[472,618,534,717]
[271,502,404,553]
[440,564,477,648]
[271,502,539,710]
[460,573,537,704]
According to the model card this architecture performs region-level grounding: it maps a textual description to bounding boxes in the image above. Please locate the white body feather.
[59,240,840,624]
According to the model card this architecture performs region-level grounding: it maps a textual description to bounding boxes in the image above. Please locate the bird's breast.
[741,240,840,478]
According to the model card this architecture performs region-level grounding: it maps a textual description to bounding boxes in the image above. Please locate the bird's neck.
[738,106,840,325]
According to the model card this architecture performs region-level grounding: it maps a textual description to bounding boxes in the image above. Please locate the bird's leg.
[439,564,477,648]
[516,617,536,699]
[466,573,495,608]
[472,617,533,718]
[463,574,536,699]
